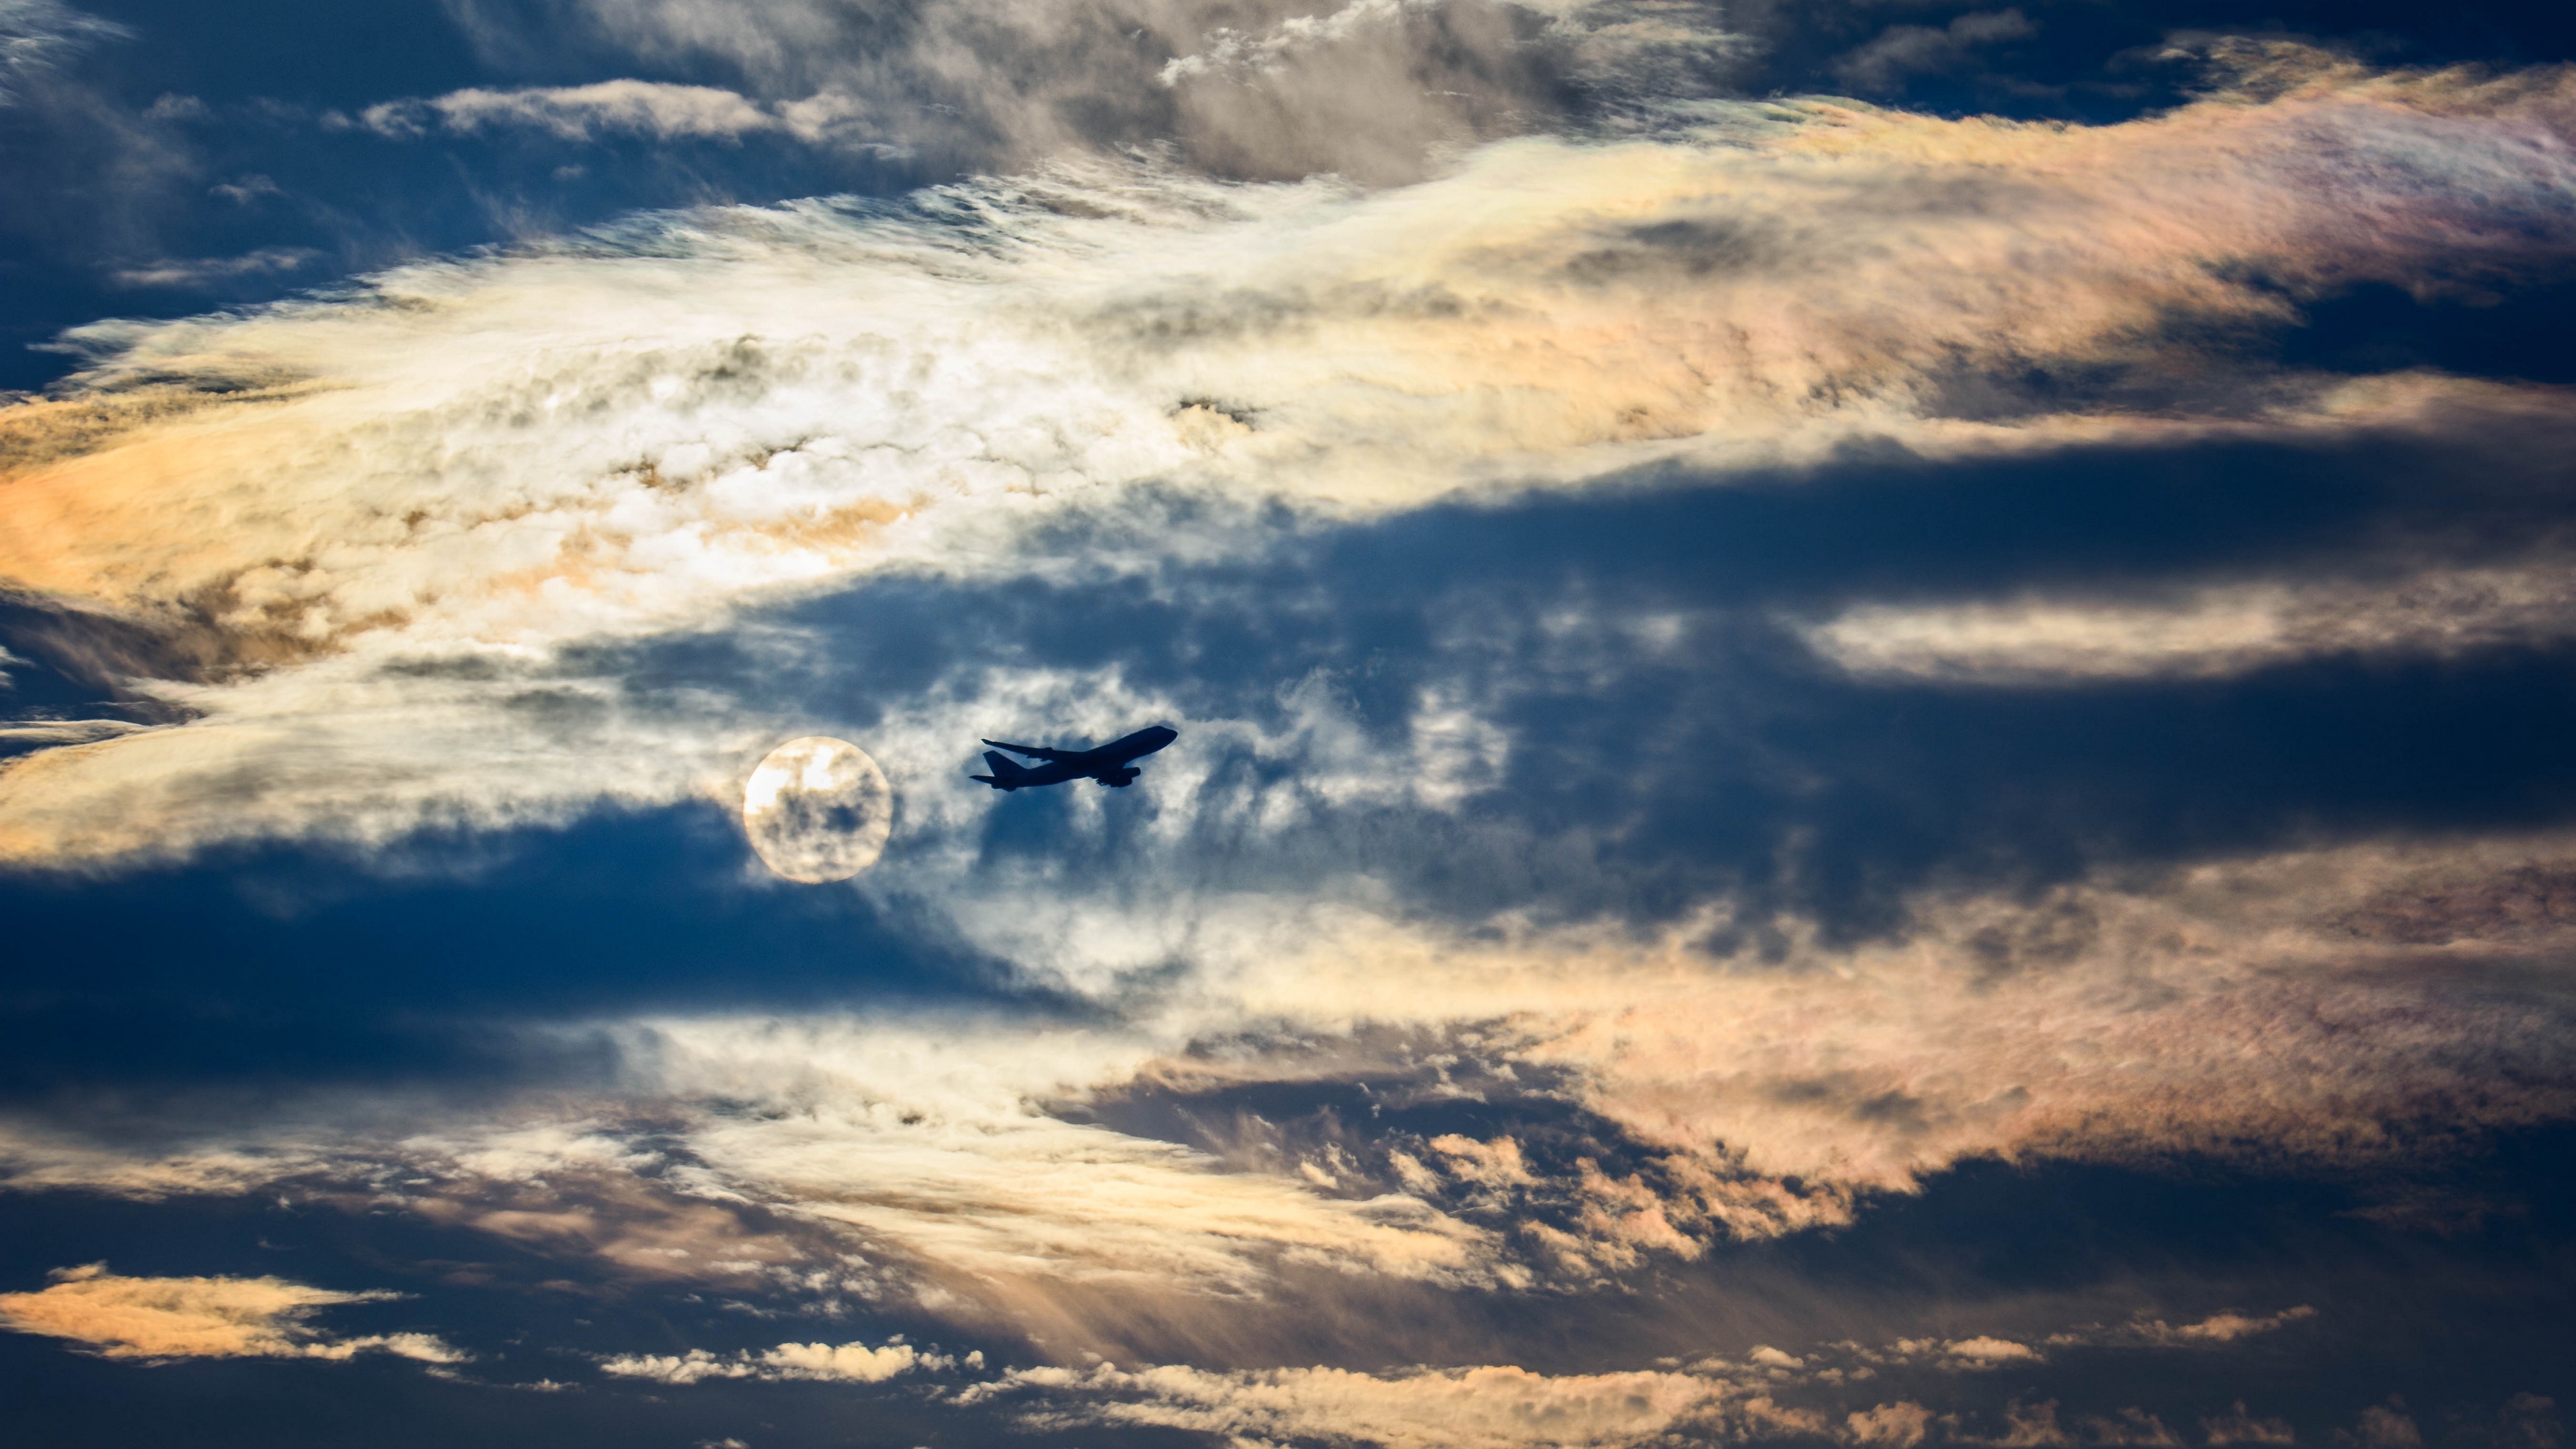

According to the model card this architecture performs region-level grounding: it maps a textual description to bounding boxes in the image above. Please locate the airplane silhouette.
[971,726,1178,791]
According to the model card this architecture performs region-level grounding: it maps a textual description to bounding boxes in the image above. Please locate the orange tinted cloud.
[0,1263,458,1363]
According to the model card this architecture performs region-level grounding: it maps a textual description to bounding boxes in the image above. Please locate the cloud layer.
[8,56,2576,868]
[5,15,2576,1446]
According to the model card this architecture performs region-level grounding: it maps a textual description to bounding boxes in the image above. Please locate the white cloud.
[107,247,320,289]
[602,1336,942,1383]
[362,80,796,144]
[0,0,127,106]
[1801,569,2576,684]
[0,718,152,747]
[1941,1337,2041,1368]
[2203,1403,2300,1446]
[208,174,281,205]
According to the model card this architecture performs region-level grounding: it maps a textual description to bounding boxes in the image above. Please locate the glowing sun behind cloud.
[741,736,894,882]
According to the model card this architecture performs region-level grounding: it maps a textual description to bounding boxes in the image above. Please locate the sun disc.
[741,737,893,883]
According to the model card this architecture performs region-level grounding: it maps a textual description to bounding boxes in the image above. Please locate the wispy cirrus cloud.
[356,79,862,146]
[0,0,124,107]
[1799,566,2576,684]
[106,246,321,290]
[959,1307,2320,1449]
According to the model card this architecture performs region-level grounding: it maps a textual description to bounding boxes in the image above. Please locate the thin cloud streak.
[0,0,125,107]
[358,80,880,147]
[961,1307,2320,1449]
[1801,566,2576,684]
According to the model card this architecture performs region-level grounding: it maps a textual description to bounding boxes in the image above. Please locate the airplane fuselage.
[971,726,1177,791]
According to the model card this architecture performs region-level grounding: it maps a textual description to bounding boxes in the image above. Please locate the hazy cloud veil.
[1,0,2573,1445]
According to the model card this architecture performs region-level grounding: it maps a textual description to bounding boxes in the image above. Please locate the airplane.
[971,725,1178,791]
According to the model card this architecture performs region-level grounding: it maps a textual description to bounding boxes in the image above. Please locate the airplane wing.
[981,739,1079,762]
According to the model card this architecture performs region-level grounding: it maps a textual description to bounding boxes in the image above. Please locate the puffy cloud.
[2499,1396,2561,1449]
[601,1336,943,1383]
[0,1263,459,1362]
[1851,1403,1939,1447]
[2347,1403,2425,1449]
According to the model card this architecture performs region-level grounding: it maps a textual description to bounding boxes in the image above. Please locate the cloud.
[0,1263,460,1362]
[207,174,281,205]
[589,1016,1507,1309]
[2204,1403,2300,1446]
[1829,9,2035,95]
[362,80,797,144]
[1851,1403,1939,1447]
[1159,0,1446,86]
[1941,1337,2041,1367]
[2345,1403,2425,1449]
[106,246,321,289]
[0,0,126,107]
[2500,1397,2562,1449]
[1800,569,2576,684]
[4,833,2567,1313]
[2121,1307,2317,1346]
[0,718,151,748]
[441,0,1712,184]
[601,1336,945,1383]
[4,52,2576,1399]
[975,1361,1733,1449]
[8,64,2576,869]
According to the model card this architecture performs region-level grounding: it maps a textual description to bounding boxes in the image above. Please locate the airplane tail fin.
[973,751,1028,791]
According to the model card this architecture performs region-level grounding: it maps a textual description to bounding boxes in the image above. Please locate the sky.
[1,0,2573,1446]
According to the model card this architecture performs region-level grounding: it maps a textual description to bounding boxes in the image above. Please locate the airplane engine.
[1099,768,1140,787]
